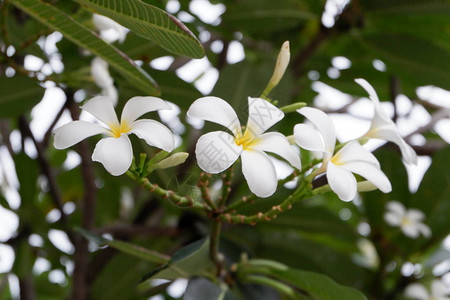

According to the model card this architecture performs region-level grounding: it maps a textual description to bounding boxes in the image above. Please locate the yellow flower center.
[110,121,131,138]
[235,128,259,150]
[401,217,412,227]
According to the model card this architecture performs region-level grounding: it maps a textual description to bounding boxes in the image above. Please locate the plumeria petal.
[81,96,120,128]
[327,162,357,201]
[354,78,394,124]
[334,141,380,167]
[246,97,284,136]
[129,120,174,152]
[195,131,241,174]
[298,107,336,153]
[294,123,326,153]
[402,223,421,238]
[241,150,277,198]
[187,97,242,137]
[370,128,418,165]
[121,96,171,124]
[417,223,432,238]
[387,201,406,217]
[405,283,430,300]
[384,211,402,226]
[405,209,426,222]
[431,280,448,297]
[92,135,133,176]
[53,121,109,149]
[254,132,301,169]
[340,161,392,193]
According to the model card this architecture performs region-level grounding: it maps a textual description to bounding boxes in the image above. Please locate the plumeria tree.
[0,0,450,299]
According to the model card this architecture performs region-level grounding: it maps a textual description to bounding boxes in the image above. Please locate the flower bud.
[357,181,377,192]
[269,41,290,88]
[155,152,189,169]
[280,102,307,113]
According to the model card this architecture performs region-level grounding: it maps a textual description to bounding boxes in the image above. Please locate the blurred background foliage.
[0,0,450,299]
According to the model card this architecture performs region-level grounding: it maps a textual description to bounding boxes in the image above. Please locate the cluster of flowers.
[54,79,415,200]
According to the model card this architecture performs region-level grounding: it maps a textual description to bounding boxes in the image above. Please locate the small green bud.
[154,152,189,169]
[280,102,307,113]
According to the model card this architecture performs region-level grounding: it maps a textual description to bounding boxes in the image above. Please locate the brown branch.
[42,98,69,147]
[0,120,14,155]
[67,90,97,300]
[17,116,70,229]
[292,25,334,79]
[390,76,400,123]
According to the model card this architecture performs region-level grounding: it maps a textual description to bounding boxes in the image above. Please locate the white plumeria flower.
[91,57,118,106]
[405,279,449,300]
[53,96,175,176]
[355,78,418,165]
[92,14,128,44]
[384,201,431,238]
[294,107,391,201]
[187,96,301,198]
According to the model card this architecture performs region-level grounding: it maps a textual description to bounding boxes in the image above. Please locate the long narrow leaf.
[73,0,205,59]
[11,0,160,95]
[76,228,170,264]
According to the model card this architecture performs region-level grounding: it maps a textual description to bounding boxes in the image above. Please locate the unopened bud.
[280,102,307,113]
[155,152,189,169]
[269,41,290,87]
[357,181,377,192]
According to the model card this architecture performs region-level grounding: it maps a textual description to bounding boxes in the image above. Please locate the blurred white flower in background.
[405,279,449,300]
[92,14,128,44]
[384,201,431,238]
[91,57,118,106]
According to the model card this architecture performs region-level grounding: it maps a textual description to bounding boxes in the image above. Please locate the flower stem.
[198,172,217,210]
[209,218,223,275]
[220,180,313,224]
[127,171,205,210]
[242,275,299,299]
[218,167,233,208]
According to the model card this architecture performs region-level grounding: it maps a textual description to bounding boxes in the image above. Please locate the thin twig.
[67,90,97,300]
[17,116,70,229]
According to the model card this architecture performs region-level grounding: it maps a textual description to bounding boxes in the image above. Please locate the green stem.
[242,275,299,299]
[218,167,233,208]
[127,171,205,210]
[198,172,217,210]
[209,218,223,273]
[220,180,313,224]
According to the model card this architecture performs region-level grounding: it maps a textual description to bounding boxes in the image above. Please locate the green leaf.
[271,268,368,300]
[260,204,359,244]
[239,260,367,300]
[76,228,170,264]
[72,0,205,59]
[222,0,318,36]
[11,0,159,95]
[358,33,450,91]
[140,237,213,283]
[0,76,44,118]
